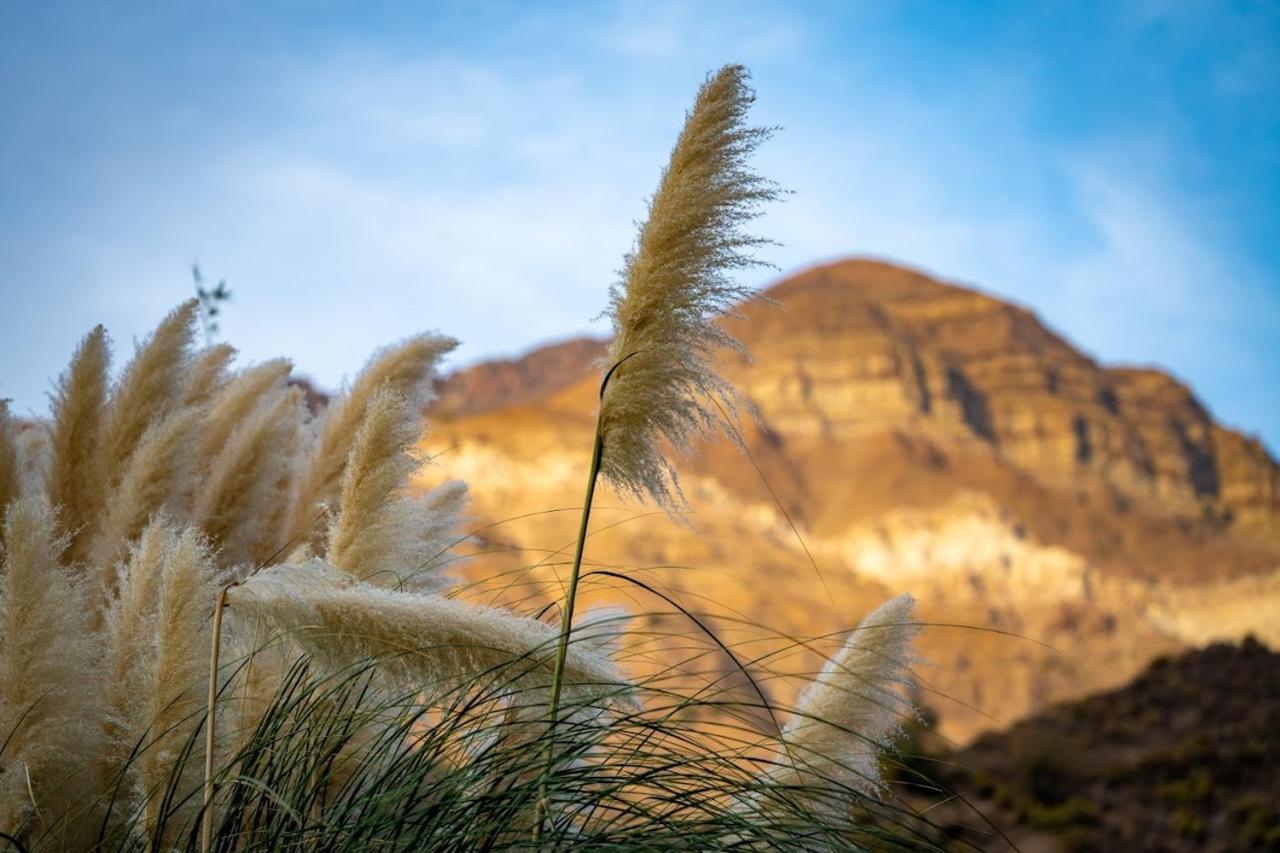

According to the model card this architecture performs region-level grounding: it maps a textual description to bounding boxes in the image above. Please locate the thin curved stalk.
[535,354,637,837]
[202,583,234,853]
[535,423,603,836]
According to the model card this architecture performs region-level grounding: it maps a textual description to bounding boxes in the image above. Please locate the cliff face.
[726,261,1278,535]
[433,337,608,419]
[420,258,1280,743]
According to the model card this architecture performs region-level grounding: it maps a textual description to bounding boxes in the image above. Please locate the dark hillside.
[902,638,1280,851]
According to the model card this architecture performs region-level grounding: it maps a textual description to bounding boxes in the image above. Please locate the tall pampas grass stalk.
[541,63,781,824]
[599,64,780,512]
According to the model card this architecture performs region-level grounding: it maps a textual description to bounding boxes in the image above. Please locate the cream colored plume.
[100,520,220,840]
[138,524,219,839]
[327,387,465,591]
[100,301,198,491]
[398,478,468,592]
[194,384,303,567]
[183,343,237,408]
[0,498,97,837]
[292,334,457,548]
[89,406,204,579]
[47,325,110,565]
[599,64,780,512]
[11,426,52,507]
[102,523,171,754]
[771,593,919,803]
[228,561,629,706]
[196,359,293,468]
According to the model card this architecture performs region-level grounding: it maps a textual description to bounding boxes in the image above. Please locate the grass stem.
[536,420,604,837]
[201,583,233,853]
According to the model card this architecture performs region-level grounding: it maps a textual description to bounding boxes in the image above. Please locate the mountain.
[432,336,608,419]
[906,637,1280,852]
[420,258,1280,744]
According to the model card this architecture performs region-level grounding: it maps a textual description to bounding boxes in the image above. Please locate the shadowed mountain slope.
[911,638,1280,852]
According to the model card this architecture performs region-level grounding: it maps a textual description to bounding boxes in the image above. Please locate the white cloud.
[1,5,1273,449]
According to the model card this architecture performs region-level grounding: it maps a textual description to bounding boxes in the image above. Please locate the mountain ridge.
[433,258,1278,539]
[419,257,1280,743]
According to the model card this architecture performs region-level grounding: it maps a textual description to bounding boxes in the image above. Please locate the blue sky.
[2,1,1277,451]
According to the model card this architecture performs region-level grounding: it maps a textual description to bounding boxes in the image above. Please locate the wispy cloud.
[0,2,1275,448]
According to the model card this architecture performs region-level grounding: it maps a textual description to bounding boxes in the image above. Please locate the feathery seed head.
[198,359,293,466]
[775,593,920,802]
[230,560,630,708]
[327,388,466,591]
[47,325,111,564]
[195,384,304,567]
[0,498,97,835]
[89,406,205,577]
[138,524,219,837]
[327,387,421,579]
[101,301,198,490]
[99,519,220,840]
[599,64,780,512]
[401,478,469,592]
[292,334,457,545]
[184,343,238,408]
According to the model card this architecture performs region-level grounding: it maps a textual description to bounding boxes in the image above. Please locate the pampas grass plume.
[90,407,204,577]
[327,387,464,591]
[599,64,780,511]
[230,561,628,706]
[183,344,237,408]
[292,334,456,545]
[774,593,919,800]
[100,520,220,839]
[327,387,419,582]
[0,498,97,836]
[401,478,468,592]
[194,385,303,566]
[47,325,110,564]
[197,359,293,467]
[138,525,219,838]
[101,301,198,490]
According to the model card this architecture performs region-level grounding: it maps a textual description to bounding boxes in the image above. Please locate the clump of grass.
[0,64,945,852]
[0,307,470,847]
[170,651,942,851]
